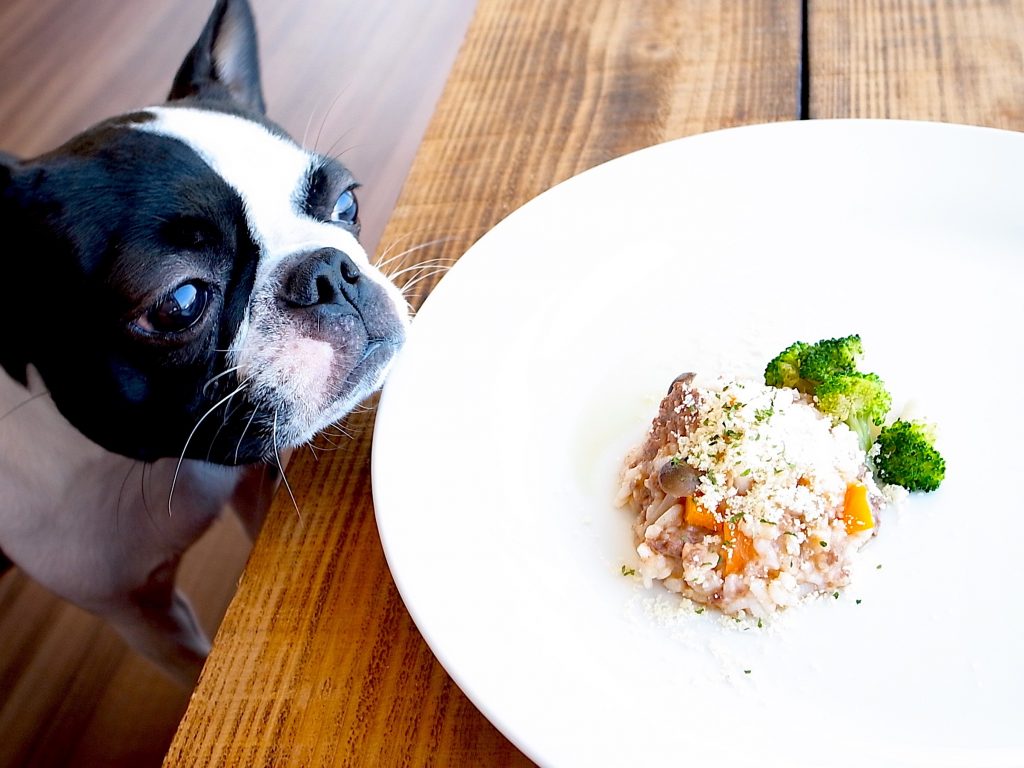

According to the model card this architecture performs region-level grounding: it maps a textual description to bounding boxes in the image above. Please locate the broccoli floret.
[764,341,811,391]
[815,372,892,451]
[764,335,863,394]
[765,335,893,451]
[873,420,946,492]
[797,335,863,385]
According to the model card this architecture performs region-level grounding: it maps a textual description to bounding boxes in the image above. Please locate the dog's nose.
[280,248,361,308]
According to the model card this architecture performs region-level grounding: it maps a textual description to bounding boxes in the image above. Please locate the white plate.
[372,120,1024,768]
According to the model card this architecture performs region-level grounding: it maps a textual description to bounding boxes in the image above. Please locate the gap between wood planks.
[800,0,811,118]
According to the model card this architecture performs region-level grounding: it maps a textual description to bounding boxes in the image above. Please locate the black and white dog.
[0,0,407,685]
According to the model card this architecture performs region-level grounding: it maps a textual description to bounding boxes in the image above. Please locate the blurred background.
[0,0,474,765]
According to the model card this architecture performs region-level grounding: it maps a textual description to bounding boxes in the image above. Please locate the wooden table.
[167,2,1024,765]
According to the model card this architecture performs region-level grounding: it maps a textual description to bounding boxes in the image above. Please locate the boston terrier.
[0,0,408,686]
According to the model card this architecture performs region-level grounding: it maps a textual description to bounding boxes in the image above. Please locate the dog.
[0,0,408,686]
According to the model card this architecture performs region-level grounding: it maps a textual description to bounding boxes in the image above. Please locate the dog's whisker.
[313,432,340,447]
[397,264,453,283]
[385,258,458,281]
[397,274,450,297]
[395,272,451,296]
[303,442,346,454]
[234,405,260,465]
[374,231,419,267]
[376,242,459,274]
[272,409,302,524]
[300,101,319,149]
[303,79,351,150]
[114,460,137,543]
[201,365,242,394]
[0,389,51,424]
[399,268,452,294]
[324,420,355,435]
[323,419,356,439]
[218,390,249,424]
[313,430,342,448]
[211,341,259,355]
[323,132,362,161]
[381,254,458,274]
[375,226,478,269]
[168,382,249,515]
[206,377,253,460]
[224,383,252,423]
[140,461,156,530]
[313,82,354,154]
[395,259,455,276]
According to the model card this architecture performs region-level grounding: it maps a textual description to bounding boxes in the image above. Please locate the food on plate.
[873,419,946,492]
[615,335,945,619]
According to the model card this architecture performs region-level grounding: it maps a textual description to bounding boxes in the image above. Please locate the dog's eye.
[330,187,358,225]
[139,281,210,334]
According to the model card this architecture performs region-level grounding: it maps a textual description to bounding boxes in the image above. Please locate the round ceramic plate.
[371,120,1024,768]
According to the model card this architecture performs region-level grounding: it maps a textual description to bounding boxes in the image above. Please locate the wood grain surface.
[810,0,1024,127]
[166,1,800,765]
[0,1,473,766]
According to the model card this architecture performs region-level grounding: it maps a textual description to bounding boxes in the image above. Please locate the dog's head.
[0,0,408,464]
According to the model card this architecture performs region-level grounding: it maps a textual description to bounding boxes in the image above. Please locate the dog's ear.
[169,0,266,114]
[0,152,28,384]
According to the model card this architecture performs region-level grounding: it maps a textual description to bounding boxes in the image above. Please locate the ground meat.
[647,525,704,558]
[637,373,702,464]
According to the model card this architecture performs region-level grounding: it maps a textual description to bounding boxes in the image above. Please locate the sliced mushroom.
[657,459,700,498]
[666,371,696,395]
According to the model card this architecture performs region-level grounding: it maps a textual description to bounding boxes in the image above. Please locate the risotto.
[615,373,889,618]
